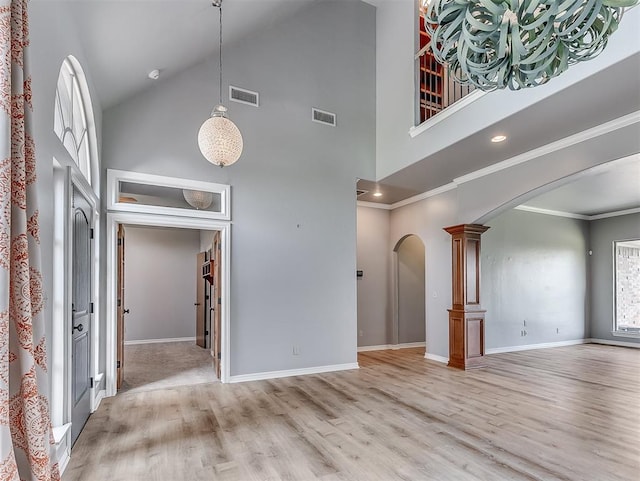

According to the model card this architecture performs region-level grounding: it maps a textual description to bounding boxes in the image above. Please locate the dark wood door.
[212,231,222,379]
[196,252,206,348]
[116,224,125,389]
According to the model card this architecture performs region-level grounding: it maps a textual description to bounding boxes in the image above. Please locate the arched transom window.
[54,57,93,185]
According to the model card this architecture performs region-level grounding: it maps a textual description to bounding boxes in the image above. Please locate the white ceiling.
[64,0,317,109]
[522,155,640,217]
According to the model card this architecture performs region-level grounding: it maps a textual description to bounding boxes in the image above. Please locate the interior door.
[196,252,206,348]
[116,224,125,389]
[212,231,222,379]
[71,187,92,445]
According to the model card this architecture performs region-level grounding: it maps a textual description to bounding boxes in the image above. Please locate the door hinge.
[205,330,209,336]
[90,302,94,314]
[117,299,121,307]
[217,352,221,360]
[90,228,94,239]
[118,238,123,246]
[90,377,94,388]
[117,361,121,369]
[218,298,221,305]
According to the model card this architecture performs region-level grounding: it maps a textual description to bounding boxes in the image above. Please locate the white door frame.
[105,211,232,395]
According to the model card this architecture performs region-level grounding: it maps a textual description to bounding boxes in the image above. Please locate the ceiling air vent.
[356,189,369,197]
[229,86,259,107]
[312,108,336,127]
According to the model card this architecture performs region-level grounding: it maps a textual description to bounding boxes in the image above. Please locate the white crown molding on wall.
[452,111,640,186]
[357,200,392,210]
[390,182,457,210]
[514,205,590,220]
[589,207,640,220]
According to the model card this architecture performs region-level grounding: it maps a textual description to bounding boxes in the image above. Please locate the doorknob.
[123,309,130,314]
[194,303,201,306]
[73,324,84,332]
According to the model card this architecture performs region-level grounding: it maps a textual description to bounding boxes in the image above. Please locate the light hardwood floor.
[63,344,640,481]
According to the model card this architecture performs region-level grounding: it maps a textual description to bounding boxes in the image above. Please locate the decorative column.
[443,224,489,370]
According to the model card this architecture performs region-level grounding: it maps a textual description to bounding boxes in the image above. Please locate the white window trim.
[612,238,640,338]
[107,169,231,221]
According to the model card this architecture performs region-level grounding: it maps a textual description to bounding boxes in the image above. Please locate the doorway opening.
[115,225,222,394]
[393,235,426,349]
[106,212,231,396]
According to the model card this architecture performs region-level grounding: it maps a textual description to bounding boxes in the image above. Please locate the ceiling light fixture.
[373,192,383,197]
[148,69,160,80]
[198,0,243,167]
[183,189,214,210]
[491,135,507,143]
[422,0,639,91]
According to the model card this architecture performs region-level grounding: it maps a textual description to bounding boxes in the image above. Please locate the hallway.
[119,341,216,394]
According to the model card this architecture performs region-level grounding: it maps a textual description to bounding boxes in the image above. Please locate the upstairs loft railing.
[417,15,475,124]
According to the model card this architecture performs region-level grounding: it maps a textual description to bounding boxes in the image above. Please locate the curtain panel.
[0,0,60,480]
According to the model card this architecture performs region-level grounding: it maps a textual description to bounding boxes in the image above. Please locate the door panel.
[212,231,222,379]
[71,188,92,446]
[196,252,206,348]
[116,224,125,389]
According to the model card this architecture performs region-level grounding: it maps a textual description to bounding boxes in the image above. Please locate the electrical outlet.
[556,328,560,334]
[523,320,526,327]
[292,345,300,355]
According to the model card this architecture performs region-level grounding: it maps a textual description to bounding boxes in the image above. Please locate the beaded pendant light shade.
[422,0,639,91]
[198,0,243,167]
[183,189,214,210]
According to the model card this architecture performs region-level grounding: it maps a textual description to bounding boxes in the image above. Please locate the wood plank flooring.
[63,344,640,481]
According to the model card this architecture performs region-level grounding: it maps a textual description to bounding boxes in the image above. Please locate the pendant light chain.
[218,2,223,106]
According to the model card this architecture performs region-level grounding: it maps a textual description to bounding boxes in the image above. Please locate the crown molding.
[514,205,590,220]
[453,111,640,185]
[357,200,392,210]
[390,182,457,210]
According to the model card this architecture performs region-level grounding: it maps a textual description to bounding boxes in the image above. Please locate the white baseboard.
[52,423,71,475]
[424,353,448,364]
[124,337,196,345]
[358,342,426,352]
[92,389,106,413]
[229,362,359,383]
[587,338,640,348]
[486,339,587,355]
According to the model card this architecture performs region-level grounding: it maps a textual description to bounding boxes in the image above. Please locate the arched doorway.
[393,235,426,346]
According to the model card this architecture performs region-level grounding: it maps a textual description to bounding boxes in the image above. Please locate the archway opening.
[394,234,426,347]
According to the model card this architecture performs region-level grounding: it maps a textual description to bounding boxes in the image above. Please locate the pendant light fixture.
[198,0,243,167]
[183,189,214,210]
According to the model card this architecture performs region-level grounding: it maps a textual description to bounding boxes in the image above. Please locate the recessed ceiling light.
[491,134,507,143]
[373,192,383,197]
[148,69,160,80]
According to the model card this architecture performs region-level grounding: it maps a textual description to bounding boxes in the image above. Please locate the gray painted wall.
[397,235,425,344]
[356,206,391,347]
[590,213,640,344]
[123,226,200,342]
[482,210,589,349]
[389,189,457,359]
[29,3,105,380]
[102,1,376,375]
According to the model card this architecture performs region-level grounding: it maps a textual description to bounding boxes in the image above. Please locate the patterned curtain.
[0,0,60,480]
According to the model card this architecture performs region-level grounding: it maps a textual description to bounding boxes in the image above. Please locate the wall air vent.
[312,108,336,127]
[229,86,259,107]
[356,189,369,197]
